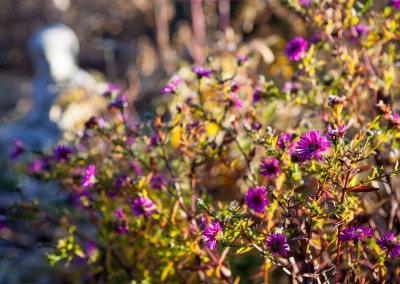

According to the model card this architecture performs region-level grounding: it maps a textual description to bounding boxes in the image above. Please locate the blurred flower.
[150,173,167,190]
[54,145,72,162]
[285,37,307,61]
[114,175,125,190]
[129,161,143,176]
[376,232,400,258]
[114,208,128,234]
[237,55,249,65]
[28,157,49,174]
[230,83,240,92]
[338,226,372,242]
[103,83,121,98]
[245,186,268,213]
[84,241,96,258]
[260,157,281,178]
[161,75,181,94]
[252,122,262,131]
[309,33,320,44]
[296,131,329,162]
[131,196,155,217]
[389,112,400,129]
[325,125,346,141]
[355,24,368,36]
[108,93,128,110]
[192,66,212,78]
[277,133,291,149]
[252,89,261,103]
[390,0,400,9]
[299,0,309,7]
[202,221,222,250]
[81,165,96,188]
[149,132,158,148]
[10,138,24,159]
[229,93,242,109]
[265,233,289,256]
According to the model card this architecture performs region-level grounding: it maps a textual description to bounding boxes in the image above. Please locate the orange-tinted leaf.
[346,185,379,192]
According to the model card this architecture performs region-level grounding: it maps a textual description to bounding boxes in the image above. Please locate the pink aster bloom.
[376,232,400,258]
[114,208,129,234]
[338,226,372,242]
[10,138,24,159]
[390,0,400,9]
[202,221,222,250]
[161,75,181,94]
[131,196,155,217]
[229,93,242,109]
[285,37,307,61]
[245,186,268,213]
[265,233,289,256]
[81,165,96,188]
[296,130,330,162]
[260,157,281,178]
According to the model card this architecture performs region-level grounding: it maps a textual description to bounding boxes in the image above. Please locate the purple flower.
[150,173,167,190]
[81,165,96,188]
[355,24,368,36]
[84,241,96,258]
[229,93,242,109]
[114,208,128,234]
[309,33,321,44]
[10,138,24,159]
[114,175,125,190]
[285,37,307,61]
[390,0,400,9]
[245,186,268,213]
[260,157,281,178]
[129,161,143,176]
[325,125,346,142]
[277,133,291,149]
[338,226,373,242]
[149,133,158,148]
[108,94,128,110]
[231,83,240,92]
[192,66,212,78]
[252,122,262,131]
[296,130,330,162]
[237,55,249,65]
[299,0,309,7]
[161,75,181,94]
[202,221,222,250]
[389,112,400,129]
[28,157,49,174]
[54,145,72,162]
[103,83,121,97]
[377,232,400,258]
[265,233,289,256]
[131,196,155,217]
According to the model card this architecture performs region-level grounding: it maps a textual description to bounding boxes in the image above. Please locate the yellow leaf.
[161,261,174,281]
[206,123,219,136]
[170,126,181,148]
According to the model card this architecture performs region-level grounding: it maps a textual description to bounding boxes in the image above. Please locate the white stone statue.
[0,23,98,151]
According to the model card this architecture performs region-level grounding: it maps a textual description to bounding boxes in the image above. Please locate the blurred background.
[0,0,309,122]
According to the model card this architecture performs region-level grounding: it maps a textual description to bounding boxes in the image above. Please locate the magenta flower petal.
[260,157,281,178]
[265,233,289,256]
[285,37,307,61]
[202,221,222,250]
[245,186,268,213]
[296,130,330,162]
